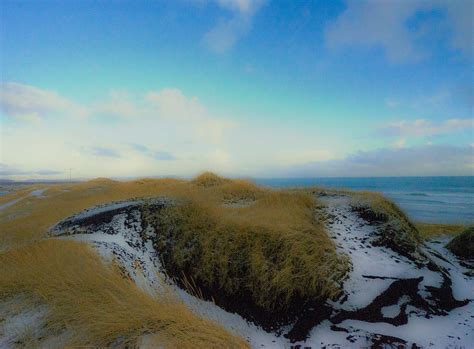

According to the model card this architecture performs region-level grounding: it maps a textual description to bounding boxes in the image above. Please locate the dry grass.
[349,191,421,255]
[220,179,263,203]
[146,185,349,311]
[0,173,353,346]
[416,223,466,240]
[0,177,189,249]
[0,239,249,348]
[192,171,231,187]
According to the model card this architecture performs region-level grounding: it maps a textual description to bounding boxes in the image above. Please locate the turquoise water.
[256,177,474,225]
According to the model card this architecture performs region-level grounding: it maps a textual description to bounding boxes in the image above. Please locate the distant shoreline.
[1,176,472,224]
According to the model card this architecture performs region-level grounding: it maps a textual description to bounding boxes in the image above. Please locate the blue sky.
[1,0,473,179]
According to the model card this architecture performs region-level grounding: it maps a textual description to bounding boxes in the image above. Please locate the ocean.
[256,176,474,225]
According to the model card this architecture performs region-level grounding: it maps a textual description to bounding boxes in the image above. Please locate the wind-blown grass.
[145,181,350,312]
[416,223,466,240]
[349,191,421,257]
[0,239,249,348]
[0,173,352,345]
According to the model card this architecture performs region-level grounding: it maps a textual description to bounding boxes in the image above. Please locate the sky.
[0,0,473,179]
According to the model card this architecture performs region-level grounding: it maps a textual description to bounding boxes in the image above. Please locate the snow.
[423,238,473,300]
[29,189,46,197]
[0,188,47,211]
[0,198,22,211]
[67,200,143,221]
[4,196,471,348]
[323,196,443,311]
[0,296,72,349]
[54,197,474,348]
[301,195,473,348]
[55,206,165,295]
[381,295,411,319]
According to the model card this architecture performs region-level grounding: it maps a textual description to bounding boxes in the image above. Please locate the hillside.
[0,174,472,348]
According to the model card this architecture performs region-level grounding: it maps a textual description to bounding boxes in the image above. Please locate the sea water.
[256,176,474,225]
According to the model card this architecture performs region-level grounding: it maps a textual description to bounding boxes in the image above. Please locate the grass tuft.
[416,223,466,240]
[0,240,249,348]
[192,172,231,187]
[446,226,474,260]
[146,189,350,312]
[349,191,421,257]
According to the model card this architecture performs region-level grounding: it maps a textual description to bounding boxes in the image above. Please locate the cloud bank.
[1,82,472,179]
[377,118,473,137]
[325,0,473,63]
[275,145,474,177]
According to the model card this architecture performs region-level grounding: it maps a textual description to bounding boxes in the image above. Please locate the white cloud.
[87,146,122,158]
[3,82,469,180]
[275,145,474,177]
[0,82,87,121]
[92,90,141,119]
[146,88,207,121]
[130,144,176,161]
[325,0,473,63]
[203,0,265,53]
[217,0,259,15]
[378,118,473,137]
[325,0,428,63]
[0,82,242,179]
[146,88,237,143]
[1,82,237,148]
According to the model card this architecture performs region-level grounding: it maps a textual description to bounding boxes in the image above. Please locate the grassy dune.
[145,174,349,311]
[0,240,248,348]
[349,191,421,256]
[0,172,441,347]
[447,226,474,259]
[0,178,186,249]
[0,173,349,346]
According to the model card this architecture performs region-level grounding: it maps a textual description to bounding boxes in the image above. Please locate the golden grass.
[0,173,353,345]
[0,177,190,249]
[0,239,249,348]
[349,191,421,254]
[220,179,263,203]
[416,223,466,240]
[147,188,349,311]
[192,171,231,187]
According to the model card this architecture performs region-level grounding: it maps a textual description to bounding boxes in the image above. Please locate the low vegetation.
[0,239,248,348]
[2,172,445,346]
[349,191,421,258]
[447,226,474,260]
[145,188,349,312]
[0,173,351,346]
[416,223,466,240]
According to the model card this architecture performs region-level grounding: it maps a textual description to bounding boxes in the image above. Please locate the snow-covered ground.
[1,195,472,348]
[308,195,473,348]
[0,188,47,211]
